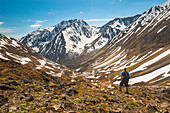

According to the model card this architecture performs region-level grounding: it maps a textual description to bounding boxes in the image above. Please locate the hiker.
[119,68,129,93]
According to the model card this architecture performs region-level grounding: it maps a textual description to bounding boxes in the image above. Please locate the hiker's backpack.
[123,71,129,80]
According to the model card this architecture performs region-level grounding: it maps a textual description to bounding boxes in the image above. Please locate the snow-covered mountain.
[90,15,141,50]
[20,19,100,62]
[20,16,139,65]
[20,1,170,69]
[100,15,141,40]
[39,19,100,61]
[19,20,79,53]
[107,0,170,50]
[80,1,170,86]
[0,34,72,77]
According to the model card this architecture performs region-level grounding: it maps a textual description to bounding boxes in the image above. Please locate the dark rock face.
[0,95,8,107]
[6,81,19,86]
[26,96,34,102]
[39,33,67,62]
[67,89,79,96]
[20,29,52,51]
[162,87,170,97]
[0,86,15,90]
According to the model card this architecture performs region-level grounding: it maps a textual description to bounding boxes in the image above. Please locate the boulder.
[34,86,44,91]
[52,104,61,111]
[26,96,34,102]
[67,89,78,96]
[161,102,169,108]
[9,106,17,112]
[146,104,152,110]
[7,81,19,86]
[0,95,8,107]
[0,86,15,90]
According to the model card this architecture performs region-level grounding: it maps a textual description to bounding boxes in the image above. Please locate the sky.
[0,0,167,39]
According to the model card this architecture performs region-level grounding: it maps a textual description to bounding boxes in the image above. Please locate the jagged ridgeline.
[19,15,140,68]
[19,0,170,69]
[80,1,170,86]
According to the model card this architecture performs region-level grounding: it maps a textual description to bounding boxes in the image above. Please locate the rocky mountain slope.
[79,1,170,86]
[0,34,72,78]
[19,16,140,66]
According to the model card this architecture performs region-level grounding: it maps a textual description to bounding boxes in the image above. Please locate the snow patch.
[32,47,39,52]
[36,65,43,69]
[114,64,170,85]
[94,50,124,69]
[53,73,62,77]
[6,52,31,64]
[44,66,54,70]
[157,25,166,33]
[108,85,114,89]
[45,27,55,32]
[130,49,170,73]
[129,64,170,85]
[11,40,20,47]
[0,53,9,60]
[38,59,47,66]
[20,58,31,64]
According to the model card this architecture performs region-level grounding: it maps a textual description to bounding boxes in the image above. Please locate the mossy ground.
[0,75,169,112]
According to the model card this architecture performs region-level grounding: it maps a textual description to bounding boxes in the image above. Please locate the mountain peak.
[57,19,86,25]
[160,0,170,6]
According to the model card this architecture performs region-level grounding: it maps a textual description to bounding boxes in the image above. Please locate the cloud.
[111,0,122,4]
[0,27,15,33]
[5,34,24,39]
[86,18,114,22]
[0,22,4,25]
[35,21,44,23]
[29,24,43,28]
[35,20,47,23]
[80,11,84,14]
[48,12,56,15]
[80,11,87,14]
[29,20,47,28]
